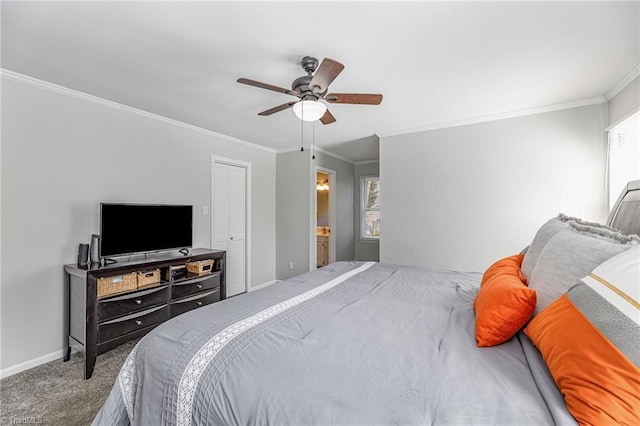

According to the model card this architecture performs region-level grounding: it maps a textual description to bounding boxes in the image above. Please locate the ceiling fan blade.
[320,109,336,125]
[237,78,299,97]
[257,101,297,116]
[325,93,383,105]
[309,58,344,94]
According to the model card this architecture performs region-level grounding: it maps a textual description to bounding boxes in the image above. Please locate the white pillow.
[581,243,640,327]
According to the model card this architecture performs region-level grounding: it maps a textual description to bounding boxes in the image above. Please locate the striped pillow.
[524,244,640,425]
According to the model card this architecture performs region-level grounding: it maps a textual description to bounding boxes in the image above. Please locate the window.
[361,177,380,239]
[608,111,640,211]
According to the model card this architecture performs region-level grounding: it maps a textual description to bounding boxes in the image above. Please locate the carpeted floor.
[0,340,136,425]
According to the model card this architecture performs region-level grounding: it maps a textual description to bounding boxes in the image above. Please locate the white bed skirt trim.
[176,262,376,426]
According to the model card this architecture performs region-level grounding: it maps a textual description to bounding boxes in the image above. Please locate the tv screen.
[100,203,193,258]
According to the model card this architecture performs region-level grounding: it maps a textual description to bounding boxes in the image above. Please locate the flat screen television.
[100,203,193,258]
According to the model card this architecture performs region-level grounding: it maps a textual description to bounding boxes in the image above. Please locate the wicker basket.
[186,259,214,275]
[137,269,160,288]
[97,272,137,298]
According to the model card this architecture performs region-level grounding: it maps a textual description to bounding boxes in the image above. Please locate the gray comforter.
[94,261,576,425]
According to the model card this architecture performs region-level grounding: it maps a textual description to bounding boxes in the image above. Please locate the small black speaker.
[90,234,101,264]
[77,243,89,267]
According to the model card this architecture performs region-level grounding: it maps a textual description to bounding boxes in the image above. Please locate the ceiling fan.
[237,56,383,125]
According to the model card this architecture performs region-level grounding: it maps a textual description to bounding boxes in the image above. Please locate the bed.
[94,182,640,426]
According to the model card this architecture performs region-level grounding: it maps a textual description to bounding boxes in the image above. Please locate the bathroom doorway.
[311,167,336,270]
[316,171,330,267]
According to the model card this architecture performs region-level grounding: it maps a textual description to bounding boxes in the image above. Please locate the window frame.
[360,176,380,241]
[607,110,640,212]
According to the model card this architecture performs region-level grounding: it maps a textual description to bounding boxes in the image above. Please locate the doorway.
[310,167,336,270]
[211,156,251,297]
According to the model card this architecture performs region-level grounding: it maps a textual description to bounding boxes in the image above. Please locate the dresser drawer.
[97,305,169,343]
[170,289,221,318]
[172,273,220,300]
[98,285,169,321]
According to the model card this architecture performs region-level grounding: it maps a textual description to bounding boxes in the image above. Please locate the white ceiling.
[2,1,638,162]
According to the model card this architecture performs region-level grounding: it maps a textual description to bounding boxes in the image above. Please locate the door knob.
[230,237,234,240]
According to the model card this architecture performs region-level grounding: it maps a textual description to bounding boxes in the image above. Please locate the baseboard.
[0,349,64,379]
[249,280,278,292]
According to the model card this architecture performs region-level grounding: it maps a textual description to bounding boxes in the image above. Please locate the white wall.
[354,161,380,261]
[0,73,276,375]
[380,104,607,272]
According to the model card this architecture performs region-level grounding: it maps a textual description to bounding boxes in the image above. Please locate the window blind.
[607,111,640,212]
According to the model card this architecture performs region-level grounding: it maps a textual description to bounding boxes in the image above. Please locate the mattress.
[94,261,575,425]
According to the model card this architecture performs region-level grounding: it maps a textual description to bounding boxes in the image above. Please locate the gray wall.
[275,150,355,280]
[275,150,311,279]
[354,162,380,261]
[314,152,355,262]
[608,75,640,126]
[1,75,276,373]
[380,104,607,272]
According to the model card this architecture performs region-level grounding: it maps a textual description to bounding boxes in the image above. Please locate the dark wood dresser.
[63,248,226,379]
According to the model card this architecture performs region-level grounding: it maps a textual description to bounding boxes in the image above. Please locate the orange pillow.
[474,254,535,347]
[481,253,527,287]
[525,294,640,425]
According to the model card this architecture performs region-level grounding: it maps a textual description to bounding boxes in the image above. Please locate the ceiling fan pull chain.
[300,100,304,152]
[312,121,316,160]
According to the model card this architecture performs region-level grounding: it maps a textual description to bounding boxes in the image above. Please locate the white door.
[212,161,247,297]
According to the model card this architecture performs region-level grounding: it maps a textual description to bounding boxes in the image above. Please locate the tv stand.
[179,248,190,256]
[63,248,225,379]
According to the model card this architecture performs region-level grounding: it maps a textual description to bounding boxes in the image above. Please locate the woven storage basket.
[186,259,214,275]
[97,272,137,298]
[137,269,160,288]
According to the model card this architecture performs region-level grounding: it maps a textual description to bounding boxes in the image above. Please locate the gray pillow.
[528,221,639,316]
[521,214,618,281]
[521,217,566,280]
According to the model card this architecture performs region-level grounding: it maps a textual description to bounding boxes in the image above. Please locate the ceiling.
[2,1,638,162]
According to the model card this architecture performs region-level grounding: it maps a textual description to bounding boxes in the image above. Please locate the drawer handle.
[136,320,143,326]
[196,301,203,306]
[196,284,202,289]
[135,299,142,304]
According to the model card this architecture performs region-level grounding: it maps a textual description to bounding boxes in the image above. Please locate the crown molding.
[605,106,640,132]
[276,146,310,155]
[0,69,276,154]
[377,97,606,139]
[605,63,640,101]
[276,145,354,164]
[354,159,379,165]
[313,146,354,164]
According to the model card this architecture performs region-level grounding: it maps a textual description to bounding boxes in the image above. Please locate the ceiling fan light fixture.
[292,100,327,122]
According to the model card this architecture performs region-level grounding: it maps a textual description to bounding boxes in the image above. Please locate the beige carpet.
[0,340,136,425]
